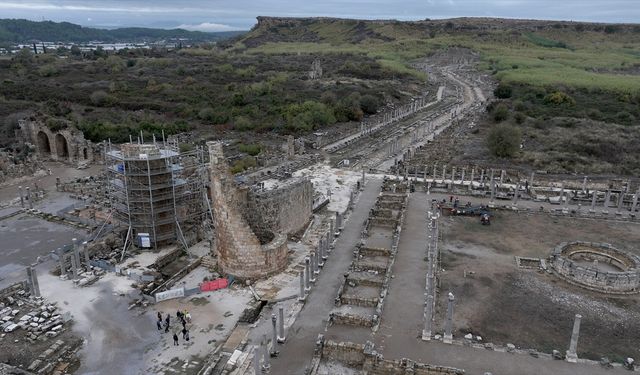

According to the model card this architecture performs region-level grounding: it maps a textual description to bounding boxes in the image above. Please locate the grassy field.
[241,18,640,94]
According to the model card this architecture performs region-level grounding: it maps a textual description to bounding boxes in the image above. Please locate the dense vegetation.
[0,19,243,44]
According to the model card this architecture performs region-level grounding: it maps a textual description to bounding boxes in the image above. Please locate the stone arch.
[82,147,88,160]
[36,131,51,155]
[55,133,69,159]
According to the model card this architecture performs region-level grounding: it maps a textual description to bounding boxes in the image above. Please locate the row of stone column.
[362,96,430,137]
[299,222,335,301]
[422,212,439,341]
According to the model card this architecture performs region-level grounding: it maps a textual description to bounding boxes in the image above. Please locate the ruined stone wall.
[19,119,95,164]
[208,141,288,281]
[319,339,464,374]
[246,178,313,236]
[550,241,640,294]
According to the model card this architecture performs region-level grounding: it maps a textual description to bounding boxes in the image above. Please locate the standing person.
[157,312,162,321]
[176,310,183,320]
[182,327,188,340]
[165,313,170,327]
[184,329,190,342]
[173,333,179,346]
[156,319,162,331]
[185,311,191,323]
[164,321,170,333]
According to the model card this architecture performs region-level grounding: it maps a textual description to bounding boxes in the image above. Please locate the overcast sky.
[1,0,638,31]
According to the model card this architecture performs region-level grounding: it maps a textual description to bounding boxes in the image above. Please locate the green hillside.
[234,17,640,93]
[0,19,245,43]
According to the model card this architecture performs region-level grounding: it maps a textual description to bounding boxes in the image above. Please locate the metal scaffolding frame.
[105,137,207,256]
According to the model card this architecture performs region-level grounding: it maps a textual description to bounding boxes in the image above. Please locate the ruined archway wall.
[18,119,95,163]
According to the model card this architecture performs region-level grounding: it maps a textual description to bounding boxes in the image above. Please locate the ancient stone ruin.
[208,141,313,281]
[550,241,640,294]
[19,119,95,164]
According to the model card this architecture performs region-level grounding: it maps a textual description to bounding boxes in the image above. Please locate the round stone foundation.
[550,241,640,294]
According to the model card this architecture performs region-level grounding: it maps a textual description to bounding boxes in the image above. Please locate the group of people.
[156,309,193,346]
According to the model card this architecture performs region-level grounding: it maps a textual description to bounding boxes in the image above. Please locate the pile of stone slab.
[0,287,68,342]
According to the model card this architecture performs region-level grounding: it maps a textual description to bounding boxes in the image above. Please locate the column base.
[298,295,306,302]
[566,351,578,363]
[443,334,452,344]
[277,336,286,343]
[421,330,431,341]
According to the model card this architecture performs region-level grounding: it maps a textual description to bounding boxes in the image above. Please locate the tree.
[360,94,381,114]
[487,124,522,158]
[493,84,512,99]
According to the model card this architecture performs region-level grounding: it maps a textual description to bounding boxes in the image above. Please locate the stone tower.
[207,141,288,281]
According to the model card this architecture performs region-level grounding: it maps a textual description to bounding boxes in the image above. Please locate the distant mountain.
[0,19,246,43]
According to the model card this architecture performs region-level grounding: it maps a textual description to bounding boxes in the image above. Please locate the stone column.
[500,170,505,185]
[590,191,597,212]
[617,192,624,213]
[18,186,24,208]
[310,254,317,283]
[451,167,457,184]
[299,271,305,301]
[422,294,433,341]
[262,333,271,369]
[604,190,611,212]
[82,241,91,269]
[512,183,519,206]
[72,238,81,273]
[253,347,262,374]
[443,292,455,344]
[461,168,466,186]
[277,306,286,343]
[566,314,582,362]
[271,314,278,355]
[56,248,66,276]
[313,251,320,275]
[490,180,496,203]
[70,253,78,280]
[442,165,447,182]
[304,258,311,291]
[433,164,437,180]
[26,187,33,209]
[582,177,588,192]
[362,168,366,188]
[469,168,475,191]
[480,169,485,187]
[632,190,639,214]
[325,232,332,253]
[330,220,334,239]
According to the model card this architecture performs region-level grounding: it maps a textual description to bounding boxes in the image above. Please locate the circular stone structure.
[550,241,640,294]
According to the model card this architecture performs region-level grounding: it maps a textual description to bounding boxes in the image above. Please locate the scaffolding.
[105,138,208,254]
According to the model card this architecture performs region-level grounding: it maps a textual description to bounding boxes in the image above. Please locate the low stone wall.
[360,247,392,257]
[550,241,640,294]
[330,312,376,327]
[369,217,399,228]
[340,294,379,307]
[318,338,464,375]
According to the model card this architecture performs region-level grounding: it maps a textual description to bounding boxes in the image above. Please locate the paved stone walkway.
[269,178,383,374]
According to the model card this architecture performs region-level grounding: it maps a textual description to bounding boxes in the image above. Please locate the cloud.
[175,22,243,32]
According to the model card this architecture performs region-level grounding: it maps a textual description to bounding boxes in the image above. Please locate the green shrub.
[238,143,261,155]
[37,64,59,77]
[234,116,255,131]
[543,91,575,106]
[90,90,109,106]
[487,123,522,158]
[494,84,512,99]
[493,103,509,122]
[360,94,381,114]
[230,156,257,173]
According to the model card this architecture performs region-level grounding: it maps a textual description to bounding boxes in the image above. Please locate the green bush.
[90,90,109,106]
[487,123,522,157]
[284,101,336,132]
[238,143,261,156]
[493,103,509,122]
[360,94,381,114]
[543,91,575,106]
[37,64,59,77]
[234,116,255,131]
[230,156,257,174]
[494,84,512,99]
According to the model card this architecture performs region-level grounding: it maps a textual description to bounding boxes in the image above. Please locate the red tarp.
[200,278,229,292]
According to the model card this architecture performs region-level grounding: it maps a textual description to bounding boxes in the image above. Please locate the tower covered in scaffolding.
[105,140,208,250]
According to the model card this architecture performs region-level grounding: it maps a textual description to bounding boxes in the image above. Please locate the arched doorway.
[37,131,51,155]
[82,148,88,160]
[55,134,69,159]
